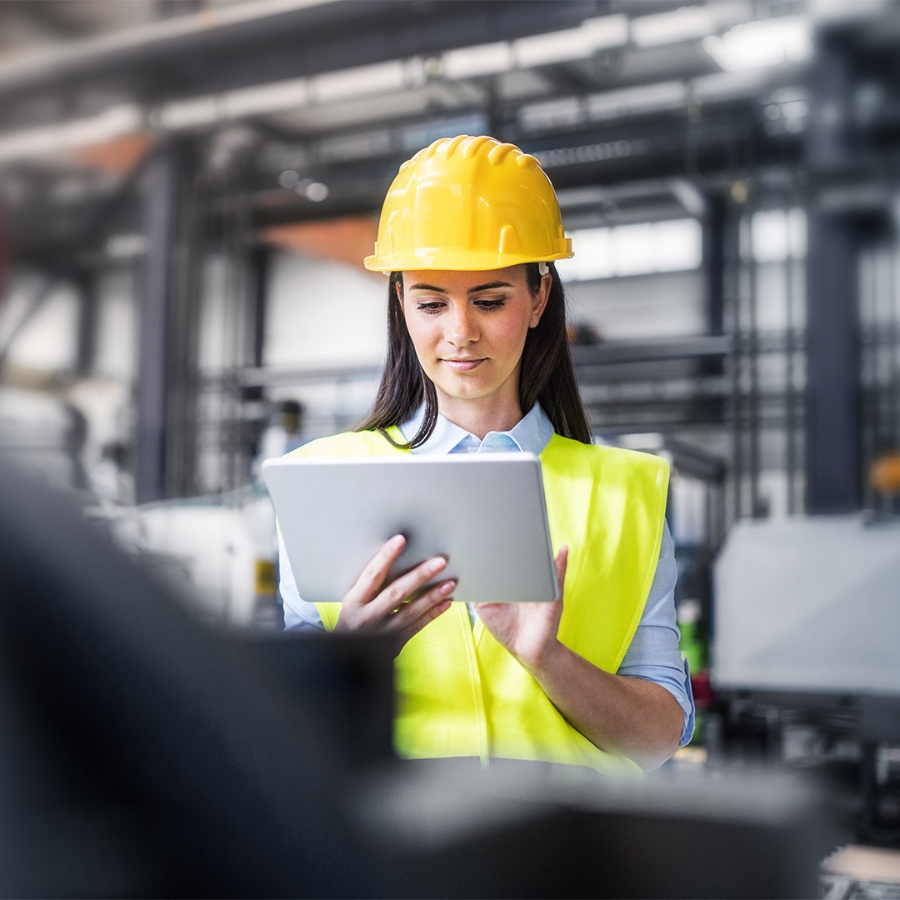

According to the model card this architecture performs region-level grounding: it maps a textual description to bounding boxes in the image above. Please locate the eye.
[474,298,506,311]
[416,300,445,315]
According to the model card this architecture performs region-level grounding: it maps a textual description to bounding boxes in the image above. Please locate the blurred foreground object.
[0,458,831,897]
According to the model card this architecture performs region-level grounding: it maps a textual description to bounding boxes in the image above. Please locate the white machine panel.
[712,516,900,694]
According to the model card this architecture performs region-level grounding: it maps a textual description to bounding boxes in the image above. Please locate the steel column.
[704,193,726,341]
[805,32,861,514]
[806,213,860,513]
[135,139,197,503]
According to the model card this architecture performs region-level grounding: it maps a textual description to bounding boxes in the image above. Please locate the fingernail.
[427,556,447,573]
[437,579,455,596]
[389,534,405,549]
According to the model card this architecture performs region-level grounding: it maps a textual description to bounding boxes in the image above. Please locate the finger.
[368,554,448,620]
[386,578,455,632]
[343,534,406,607]
[554,546,569,600]
[394,583,455,641]
[399,600,452,644]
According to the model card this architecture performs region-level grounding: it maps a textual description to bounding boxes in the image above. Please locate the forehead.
[401,266,528,292]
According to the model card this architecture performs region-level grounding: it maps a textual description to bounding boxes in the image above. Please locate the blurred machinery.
[107,488,280,629]
[0,386,91,493]
[711,512,900,845]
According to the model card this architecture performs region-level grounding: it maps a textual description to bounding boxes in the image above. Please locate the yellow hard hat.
[364,134,573,272]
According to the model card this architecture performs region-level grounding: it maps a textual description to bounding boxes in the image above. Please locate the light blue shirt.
[280,403,695,747]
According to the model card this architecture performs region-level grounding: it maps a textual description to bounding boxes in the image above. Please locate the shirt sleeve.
[278,530,326,633]
[617,521,696,747]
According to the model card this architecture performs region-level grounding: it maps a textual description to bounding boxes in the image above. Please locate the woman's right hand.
[334,534,454,649]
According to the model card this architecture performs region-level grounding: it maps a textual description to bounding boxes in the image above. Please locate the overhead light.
[298,180,328,202]
[702,16,812,71]
[519,97,584,132]
[318,129,391,163]
[586,81,687,120]
[581,15,630,50]
[313,60,407,103]
[691,69,768,103]
[514,28,595,68]
[159,95,218,130]
[557,219,702,282]
[0,103,142,164]
[513,15,628,68]
[441,41,513,80]
[810,0,885,24]
[106,234,148,259]
[223,78,309,118]
[631,6,714,47]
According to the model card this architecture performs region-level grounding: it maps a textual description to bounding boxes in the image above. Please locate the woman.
[280,135,693,776]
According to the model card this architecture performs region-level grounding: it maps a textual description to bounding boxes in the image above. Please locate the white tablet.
[262,453,558,605]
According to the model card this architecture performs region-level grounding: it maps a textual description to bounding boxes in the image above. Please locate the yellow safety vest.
[289,428,669,777]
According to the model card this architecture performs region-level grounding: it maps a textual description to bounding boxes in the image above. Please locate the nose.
[446,303,478,346]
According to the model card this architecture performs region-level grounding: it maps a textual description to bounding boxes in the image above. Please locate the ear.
[529,273,552,328]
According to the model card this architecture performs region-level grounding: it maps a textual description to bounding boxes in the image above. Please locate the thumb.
[554,546,569,601]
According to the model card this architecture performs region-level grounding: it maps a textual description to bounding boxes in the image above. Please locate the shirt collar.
[400,402,555,456]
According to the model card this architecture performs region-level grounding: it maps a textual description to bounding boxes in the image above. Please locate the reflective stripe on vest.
[288,428,669,777]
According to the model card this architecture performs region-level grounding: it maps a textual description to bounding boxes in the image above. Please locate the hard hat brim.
[363,248,574,273]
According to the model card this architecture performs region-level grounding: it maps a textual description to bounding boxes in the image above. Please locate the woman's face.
[400,266,550,419]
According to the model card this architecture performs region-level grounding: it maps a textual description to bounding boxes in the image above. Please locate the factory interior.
[0,0,899,896]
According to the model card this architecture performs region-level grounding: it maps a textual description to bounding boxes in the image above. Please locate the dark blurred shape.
[361,759,828,900]
[272,398,304,435]
[0,456,386,898]
[0,457,830,898]
[231,631,394,773]
[859,696,900,844]
[567,320,603,346]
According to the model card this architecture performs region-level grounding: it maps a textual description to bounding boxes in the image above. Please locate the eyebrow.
[408,281,514,294]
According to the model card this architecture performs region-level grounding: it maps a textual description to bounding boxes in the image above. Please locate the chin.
[441,376,494,396]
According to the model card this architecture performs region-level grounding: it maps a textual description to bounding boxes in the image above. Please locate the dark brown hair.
[355,263,591,447]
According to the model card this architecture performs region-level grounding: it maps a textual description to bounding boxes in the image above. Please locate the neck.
[436,387,524,440]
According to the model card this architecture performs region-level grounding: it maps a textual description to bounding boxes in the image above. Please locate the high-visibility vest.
[289,428,669,777]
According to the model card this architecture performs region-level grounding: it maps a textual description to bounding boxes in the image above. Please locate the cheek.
[401,309,437,359]
[491,310,532,356]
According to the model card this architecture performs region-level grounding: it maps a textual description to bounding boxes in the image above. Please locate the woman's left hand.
[472,546,568,671]
[474,545,684,770]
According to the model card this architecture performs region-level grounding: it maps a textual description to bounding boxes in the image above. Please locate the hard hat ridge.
[364,134,574,273]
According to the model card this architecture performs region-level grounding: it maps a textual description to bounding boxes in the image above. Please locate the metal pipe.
[0,0,340,94]
[785,222,796,516]
[889,241,899,451]
[747,204,761,517]
[731,208,744,521]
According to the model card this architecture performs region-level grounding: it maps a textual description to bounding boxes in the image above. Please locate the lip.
[442,358,486,372]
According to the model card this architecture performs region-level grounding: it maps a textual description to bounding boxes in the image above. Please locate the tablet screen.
[263,453,558,605]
